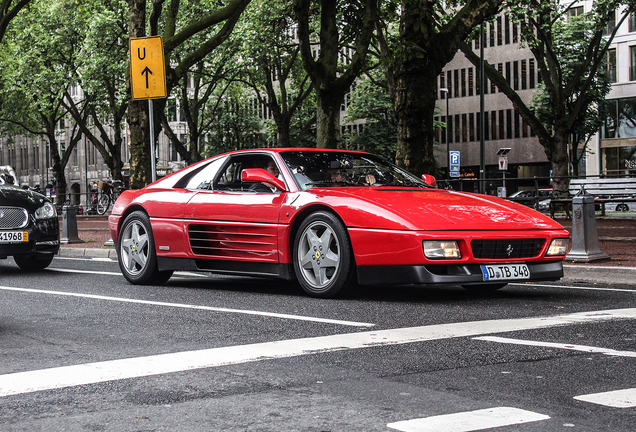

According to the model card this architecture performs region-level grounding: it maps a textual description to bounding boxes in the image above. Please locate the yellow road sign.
[129,36,167,100]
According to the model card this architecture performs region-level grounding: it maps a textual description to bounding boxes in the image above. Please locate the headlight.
[423,241,461,259]
[546,238,569,256]
[35,202,57,219]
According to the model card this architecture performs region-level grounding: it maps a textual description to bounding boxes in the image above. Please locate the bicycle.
[96,178,123,215]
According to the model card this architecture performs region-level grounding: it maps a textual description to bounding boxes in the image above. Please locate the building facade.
[435,2,636,193]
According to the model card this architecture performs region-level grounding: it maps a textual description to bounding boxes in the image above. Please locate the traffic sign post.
[129,36,167,183]
[130,36,167,100]
[449,151,460,178]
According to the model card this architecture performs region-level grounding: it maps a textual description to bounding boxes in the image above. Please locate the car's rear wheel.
[118,211,173,285]
[14,254,54,271]
[462,283,507,292]
[293,211,356,298]
[616,204,629,212]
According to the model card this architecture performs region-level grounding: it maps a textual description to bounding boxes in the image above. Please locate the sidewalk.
[59,214,636,267]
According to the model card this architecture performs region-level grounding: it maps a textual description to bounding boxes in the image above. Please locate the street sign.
[130,36,167,100]
[498,157,508,171]
[449,151,460,173]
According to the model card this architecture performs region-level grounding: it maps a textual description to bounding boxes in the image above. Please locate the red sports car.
[109,149,570,298]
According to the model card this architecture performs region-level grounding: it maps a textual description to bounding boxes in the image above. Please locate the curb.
[58,248,117,259]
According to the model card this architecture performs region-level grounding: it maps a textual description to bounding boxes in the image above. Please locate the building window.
[497,16,503,46]
[529,59,536,88]
[567,6,584,19]
[440,74,446,98]
[506,109,513,139]
[455,114,461,143]
[606,48,617,83]
[447,71,452,98]
[505,62,511,86]
[491,111,497,140]
[462,113,468,142]
[504,15,510,45]
[629,12,636,33]
[603,10,616,36]
[512,22,518,43]
[461,69,466,97]
[498,110,505,139]
[468,67,474,96]
[631,46,636,81]
[513,61,519,90]
[514,111,520,138]
[489,21,495,47]
[454,69,460,98]
[469,113,475,142]
[521,59,527,90]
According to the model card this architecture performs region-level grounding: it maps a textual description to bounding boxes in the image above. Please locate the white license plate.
[0,231,28,244]
[481,264,530,281]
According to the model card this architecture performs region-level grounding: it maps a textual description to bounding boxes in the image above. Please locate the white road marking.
[0,286,374,328]
[1,308,636,397]
[474,336,636,358]
[513,282,636,293]
[574,388,636,408]
[386,407,550,431]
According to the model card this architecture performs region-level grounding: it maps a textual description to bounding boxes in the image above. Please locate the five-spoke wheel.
[118,211,172,285]
[293,211,356,298]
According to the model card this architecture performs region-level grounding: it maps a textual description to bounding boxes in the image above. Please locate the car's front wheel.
[616,204,629,212]
[118,211,173,285]
[293,211,356,298]
[14,254,54,271]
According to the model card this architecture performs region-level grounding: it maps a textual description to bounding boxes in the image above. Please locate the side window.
[184,158,226,190]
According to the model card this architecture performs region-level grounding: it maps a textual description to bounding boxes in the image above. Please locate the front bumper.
[0,218,60,258]
[357,261,563,286]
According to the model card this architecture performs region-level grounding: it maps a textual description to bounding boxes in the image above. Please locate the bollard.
[564,190,608,262]
[60,205,84,244]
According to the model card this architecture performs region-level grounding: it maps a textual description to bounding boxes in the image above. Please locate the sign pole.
[149,99,157,183]
[129,36,166,185]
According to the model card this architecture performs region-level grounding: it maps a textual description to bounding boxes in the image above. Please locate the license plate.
[481,264,529,281]
[0,231,28,244]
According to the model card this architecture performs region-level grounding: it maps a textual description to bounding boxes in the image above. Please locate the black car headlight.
[35,202,57,220]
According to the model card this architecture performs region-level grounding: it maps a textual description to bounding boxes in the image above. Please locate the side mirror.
[241,168,287,192]
[421,174,437,188]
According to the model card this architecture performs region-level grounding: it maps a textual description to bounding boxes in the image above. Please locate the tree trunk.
[316,89,341,149]
[394,63,439,176]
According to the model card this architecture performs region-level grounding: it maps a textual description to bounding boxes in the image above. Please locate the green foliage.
[343,73,396,158]
[202,81,267,157]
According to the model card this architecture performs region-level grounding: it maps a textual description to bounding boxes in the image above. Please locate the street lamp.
[440,88,449,183]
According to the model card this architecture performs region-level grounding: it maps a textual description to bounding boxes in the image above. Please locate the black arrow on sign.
[141,66,153,89]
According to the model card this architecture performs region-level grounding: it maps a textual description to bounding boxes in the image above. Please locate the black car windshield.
[279,151,429,190]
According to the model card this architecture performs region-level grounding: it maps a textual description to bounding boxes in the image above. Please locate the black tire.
[14,254,54,271]
[117,211,173,285]
[462,283,507,292]
[292,211,356,298]
[617,204,629,212]
[97,192,110,215]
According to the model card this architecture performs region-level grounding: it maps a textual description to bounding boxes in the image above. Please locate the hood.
[331,187,563,231]
[0,184,50,212]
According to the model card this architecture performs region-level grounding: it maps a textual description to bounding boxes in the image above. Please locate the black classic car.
[0,167,59,270]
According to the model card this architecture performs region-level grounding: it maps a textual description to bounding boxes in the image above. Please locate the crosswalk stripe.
[574,388,636,408]
[1,308,636,397]
[387,407,550,432]
[474,336,636,358]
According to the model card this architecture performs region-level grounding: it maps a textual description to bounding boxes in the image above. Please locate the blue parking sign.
[449,151,460,173]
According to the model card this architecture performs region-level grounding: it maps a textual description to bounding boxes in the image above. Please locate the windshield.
[279,151,429,190]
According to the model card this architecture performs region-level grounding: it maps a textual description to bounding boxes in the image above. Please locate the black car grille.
[471,238,545,259]
[0,207,29,229]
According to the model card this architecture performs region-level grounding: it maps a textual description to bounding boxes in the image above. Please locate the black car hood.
[0,184,50,212]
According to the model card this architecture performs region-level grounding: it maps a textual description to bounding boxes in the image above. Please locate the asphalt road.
[1,256,636,431]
